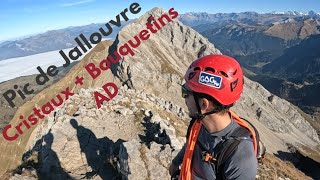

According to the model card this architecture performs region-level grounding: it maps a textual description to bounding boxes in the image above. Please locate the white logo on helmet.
[198,72,222,89]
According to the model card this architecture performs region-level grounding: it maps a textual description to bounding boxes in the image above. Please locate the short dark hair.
[195,92,233,114]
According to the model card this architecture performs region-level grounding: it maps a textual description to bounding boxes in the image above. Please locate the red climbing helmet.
[184,54,244,106]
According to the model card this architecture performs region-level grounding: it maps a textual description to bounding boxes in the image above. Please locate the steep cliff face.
[0,7,319,179]
[199,24,287,56]
[264,18,320,40]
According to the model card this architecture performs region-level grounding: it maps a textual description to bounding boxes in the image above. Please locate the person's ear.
[200,98,210,112]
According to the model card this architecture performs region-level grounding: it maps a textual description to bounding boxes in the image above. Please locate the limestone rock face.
[17,86,187,179]
[233,77,319,153]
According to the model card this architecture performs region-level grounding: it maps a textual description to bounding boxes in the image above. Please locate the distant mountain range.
[270,10,320,16]
[179,10,320,27]
[1,11,320,61]
[0,21,131,60]
[195,18,319,57]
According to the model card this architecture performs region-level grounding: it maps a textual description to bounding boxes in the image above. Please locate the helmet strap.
[193,92,221,120]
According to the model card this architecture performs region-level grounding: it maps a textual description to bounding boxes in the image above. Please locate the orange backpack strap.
[228,110,258,155]
[179,120,202,180]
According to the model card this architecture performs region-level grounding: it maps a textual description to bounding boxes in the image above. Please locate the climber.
[169,54,258,180]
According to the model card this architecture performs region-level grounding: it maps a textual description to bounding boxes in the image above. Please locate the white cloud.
[60,0,95,7]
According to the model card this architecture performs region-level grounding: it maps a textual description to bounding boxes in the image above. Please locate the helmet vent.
[220,71,229,78]
[204,67,215,73]
[194,67,201,71]
[188,72,196,80]
[233,69,237,75]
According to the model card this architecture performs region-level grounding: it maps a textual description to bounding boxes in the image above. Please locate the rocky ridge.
[12,85,188,180]
[5,85,315,180]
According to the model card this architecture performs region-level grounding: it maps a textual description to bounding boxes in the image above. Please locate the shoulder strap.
[180,120,203,180]
[240,117,266,160]
[215,139,241,179]
[215,126,251,179]
[240,117,261,154]
[196,126,251,179]
[229,110,258,155]
[186,118,196,139]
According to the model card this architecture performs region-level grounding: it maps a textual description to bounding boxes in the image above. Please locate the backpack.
[186,110,266,179]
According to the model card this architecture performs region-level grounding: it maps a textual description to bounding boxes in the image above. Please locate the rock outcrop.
[10,86,187,179]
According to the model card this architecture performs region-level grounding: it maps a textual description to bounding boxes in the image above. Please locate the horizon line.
[1,9,319,43]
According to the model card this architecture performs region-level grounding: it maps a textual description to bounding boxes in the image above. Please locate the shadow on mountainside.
[70,118,129,180]
[108,34,119,77]
[11,119,130,180]
[276,149,320,179]
[17,130,73,180]
[108,34,134,89]
[138,111,174,151]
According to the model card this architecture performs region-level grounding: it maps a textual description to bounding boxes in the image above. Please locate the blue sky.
[1,0,320,42]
